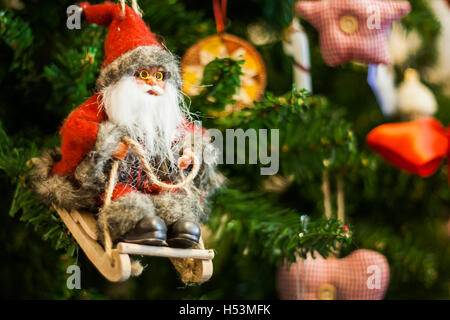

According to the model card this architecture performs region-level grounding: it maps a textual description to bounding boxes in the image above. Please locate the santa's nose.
[145,77,157,85]
[144,77,166,91]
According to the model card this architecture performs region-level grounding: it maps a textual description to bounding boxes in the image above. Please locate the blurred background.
[0,0,449,299]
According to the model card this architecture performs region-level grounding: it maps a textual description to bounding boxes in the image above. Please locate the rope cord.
[321,171,332,219]
[122,137,200,190]
[102,160,119,257]
[337,177,345,223]
[120,0,125,17]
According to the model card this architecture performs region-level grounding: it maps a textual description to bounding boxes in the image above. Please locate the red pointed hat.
[79,1,181,89]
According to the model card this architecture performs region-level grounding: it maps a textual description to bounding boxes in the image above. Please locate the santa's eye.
[154,71,164,81]
[138,70,150,80]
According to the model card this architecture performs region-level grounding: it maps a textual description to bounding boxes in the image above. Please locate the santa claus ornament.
[181,0,266,113]
[277,249,390,300]
[295,0,411,67]
[28,1,223,284]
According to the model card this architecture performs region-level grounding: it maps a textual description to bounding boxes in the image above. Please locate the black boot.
[123,216,168,246]
[167,220,201,248]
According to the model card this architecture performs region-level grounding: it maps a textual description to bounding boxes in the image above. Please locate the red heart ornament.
[277,249,390,300]
[367,117,449,177]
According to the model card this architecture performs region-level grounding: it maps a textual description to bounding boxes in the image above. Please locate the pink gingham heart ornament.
[277,249,390,300]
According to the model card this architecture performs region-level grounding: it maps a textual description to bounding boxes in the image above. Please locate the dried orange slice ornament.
[181,33,267,114]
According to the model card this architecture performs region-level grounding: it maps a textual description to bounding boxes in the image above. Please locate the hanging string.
[131,0,143,17]
[102,160,119,259]
[213,0,227,34]
[120,0,126,17]
[120,0,143,17]
[294,255,301,299]
[337,177,345,224]
[321,171,332,219]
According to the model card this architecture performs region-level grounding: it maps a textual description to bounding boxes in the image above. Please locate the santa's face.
[101,66,190,168]
[134,66,167,96]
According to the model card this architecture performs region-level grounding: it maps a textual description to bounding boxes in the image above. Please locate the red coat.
[52,93,106,176]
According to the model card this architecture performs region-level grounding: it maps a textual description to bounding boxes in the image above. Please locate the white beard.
[101,76,190,169]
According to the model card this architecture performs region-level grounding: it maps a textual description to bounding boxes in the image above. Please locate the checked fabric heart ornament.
[295,0,411,66]
[367,117,450,181]
[277,249,390,300]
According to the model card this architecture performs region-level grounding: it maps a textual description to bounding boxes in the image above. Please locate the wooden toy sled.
[55,206,214,283]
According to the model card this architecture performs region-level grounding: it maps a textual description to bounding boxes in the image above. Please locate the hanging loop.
[131,0,143,17]
[213,0,227,34]
[120,0,125,16]
[119,0,142,18]
[102,160,120,259]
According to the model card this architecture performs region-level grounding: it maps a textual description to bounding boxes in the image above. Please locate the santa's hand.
[178,147,194,170]
[113,141,130,160]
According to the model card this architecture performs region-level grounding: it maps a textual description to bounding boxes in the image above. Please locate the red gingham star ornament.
[295,0,411,67]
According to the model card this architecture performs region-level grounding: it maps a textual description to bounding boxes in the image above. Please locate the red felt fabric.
[79,2,160,68]
[80,1,116,27]
[110,184,136,202]
[112,141,131,160]
[52,93,106,176]
[103,182,178,205]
